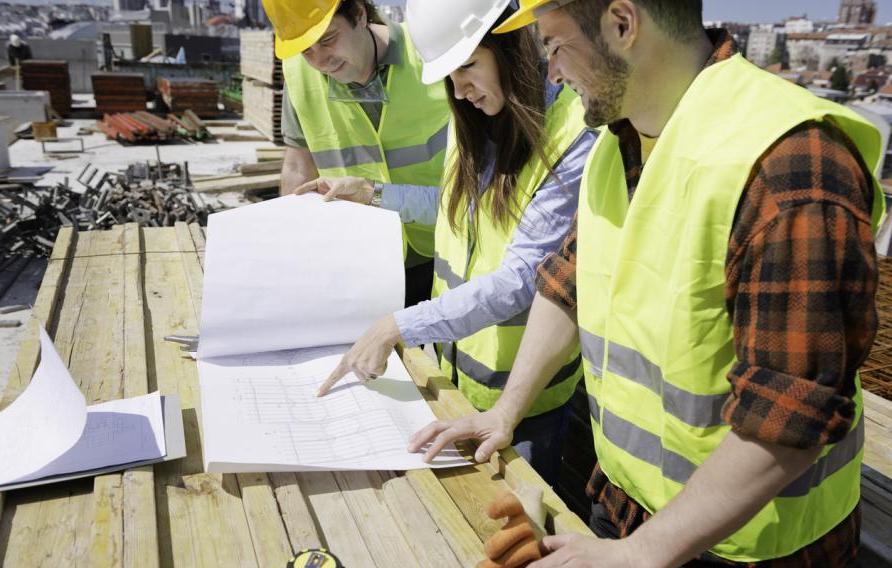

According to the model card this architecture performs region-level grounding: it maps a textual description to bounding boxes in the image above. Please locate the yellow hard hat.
[261,0,339,59]
[493,0,577,34]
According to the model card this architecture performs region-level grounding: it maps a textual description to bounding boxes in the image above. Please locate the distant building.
[820,32,870,70]
[747,25,784,68]
[839,0,877,26]
[785,18,815,35]
[114,0,147,11]
[787,32,829,70]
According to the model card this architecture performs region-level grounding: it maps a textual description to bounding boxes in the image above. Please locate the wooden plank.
[120,224,160,568]
[298,472,376,567]
[176,224,296,567]
[400,347,594,537]
[240,160,283,175]
[141,228,258,567]
[0,229,76,527]
[405,469,485,566]
[256,148,286,162]
[193,173,281,194]
[2,228,128,566]
[381,474,462,568]
[333,471,420,566]
[0,228,77,407]
[268,473,324,552]
[236,473,295,567]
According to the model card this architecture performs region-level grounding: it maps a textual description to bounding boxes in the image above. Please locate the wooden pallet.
[92,73,147,114]
[21,60,71,117]
[240,30,283,88]
[0,224,591,566]
[242,78,283,144]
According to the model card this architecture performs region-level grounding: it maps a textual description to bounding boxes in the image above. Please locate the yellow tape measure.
[287,548,344,568]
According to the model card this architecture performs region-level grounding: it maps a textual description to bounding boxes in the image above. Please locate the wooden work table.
[0,224,591,567]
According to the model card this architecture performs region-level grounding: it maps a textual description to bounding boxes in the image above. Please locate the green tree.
[767,45,784,66]
[831,64,850,92]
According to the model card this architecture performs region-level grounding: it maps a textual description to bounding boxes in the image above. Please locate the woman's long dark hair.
[444,27,549,233]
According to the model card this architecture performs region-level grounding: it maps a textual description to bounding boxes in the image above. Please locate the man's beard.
[581,35,630,128]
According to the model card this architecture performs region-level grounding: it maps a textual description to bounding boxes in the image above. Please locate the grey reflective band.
[446,347,581,390]
[497,308,530,328]
[580,330,727,429]
[533,0,579,18]
[588,394,865,494]
[312,144,383,170]
[385,124,449,169]
[580,328,605,376]
[434,254,463,290]
[311,124,448,171]
[778,416,864,498]
[588,396,696,484]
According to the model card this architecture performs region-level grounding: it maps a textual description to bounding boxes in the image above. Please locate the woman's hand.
[316,315,402,396]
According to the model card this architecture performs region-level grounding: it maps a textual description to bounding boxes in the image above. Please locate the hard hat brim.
[492,8,537,34]
[273,3,338,60]
[420,37,484,85]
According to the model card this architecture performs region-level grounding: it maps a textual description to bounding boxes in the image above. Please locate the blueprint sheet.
[199,345,466,472]
[198,195,467,472]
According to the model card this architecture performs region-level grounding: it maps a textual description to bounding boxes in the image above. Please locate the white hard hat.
[407,0,513,85]
[9,34,21,47]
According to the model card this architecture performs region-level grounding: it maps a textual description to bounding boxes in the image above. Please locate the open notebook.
[198,194,467,473]
[0,327,185,491]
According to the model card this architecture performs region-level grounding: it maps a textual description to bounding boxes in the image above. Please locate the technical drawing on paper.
[199,346,468,472]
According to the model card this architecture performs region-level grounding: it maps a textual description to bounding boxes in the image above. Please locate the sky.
[703,0,892,24]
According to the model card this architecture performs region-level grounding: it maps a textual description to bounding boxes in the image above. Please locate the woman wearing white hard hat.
[309,0,596,485]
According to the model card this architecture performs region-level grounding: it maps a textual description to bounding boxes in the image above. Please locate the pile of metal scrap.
[0,160,219,259]
[98,110,211,144]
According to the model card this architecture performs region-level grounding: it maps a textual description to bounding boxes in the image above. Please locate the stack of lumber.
[240,31,282,88]
[157,77,219,117]
[242,78,283,144]
[92,73,147,114]
[21,60,71,116]
[240,30,283,144]
[192,170,281,194]
[98,110,210,144]
[0,224,593,566]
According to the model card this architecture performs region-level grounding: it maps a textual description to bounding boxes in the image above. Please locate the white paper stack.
[0,327,185,491]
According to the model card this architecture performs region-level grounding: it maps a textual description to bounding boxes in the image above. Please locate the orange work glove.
[477,491,545,568]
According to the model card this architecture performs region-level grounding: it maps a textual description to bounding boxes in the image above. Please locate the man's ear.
[603,0,641,53]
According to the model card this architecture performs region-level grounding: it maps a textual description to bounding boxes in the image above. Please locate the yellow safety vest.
[282,23,450,259]
[433,86,587,416]
[576,54,885,561]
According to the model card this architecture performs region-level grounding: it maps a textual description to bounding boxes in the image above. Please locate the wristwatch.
[370,181,384,207]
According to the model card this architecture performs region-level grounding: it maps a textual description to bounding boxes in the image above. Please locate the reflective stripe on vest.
[431,85,589,415]
[444,342,582,389]
[587,393,866,497]
[576,54,884,561]
[581,330,726,428]
[283,23,450,259]
[313,124,449,171]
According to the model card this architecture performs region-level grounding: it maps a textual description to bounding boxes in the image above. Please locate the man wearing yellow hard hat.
[264,0,451,308]
[411,0,884,566]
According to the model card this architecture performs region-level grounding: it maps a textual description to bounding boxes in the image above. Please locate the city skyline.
[704,0,892,24]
